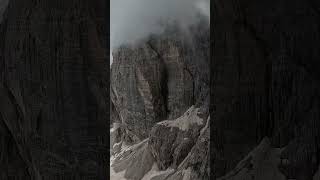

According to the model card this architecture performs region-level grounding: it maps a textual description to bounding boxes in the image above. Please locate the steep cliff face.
[212,0,320,179]
[111,22,209,142]
[110,22,210,180]
[111,43,167,141]
[0,0,108,179]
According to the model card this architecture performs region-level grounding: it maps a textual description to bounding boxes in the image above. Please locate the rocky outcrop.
[111,109,210,180]
[111,44,167,141]
[0,0,108,179]
[111,139,155,180]
[167,116,210,180]
[212,0,320,179]
[217,138,285,180]
[149,106,207,170]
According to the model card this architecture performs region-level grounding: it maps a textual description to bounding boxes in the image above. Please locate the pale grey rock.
[150,116,210,180]
[111,43,167,141]
[149,106,207,170]
[110,21,209,180]
[111,22,209,143]
[111,139,155,180]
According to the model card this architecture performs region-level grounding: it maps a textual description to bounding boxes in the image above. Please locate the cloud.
[110,0,210,56]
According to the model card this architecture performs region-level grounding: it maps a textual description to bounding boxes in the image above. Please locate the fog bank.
[110,0,210,64]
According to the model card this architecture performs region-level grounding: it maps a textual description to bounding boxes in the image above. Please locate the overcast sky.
[110,0,210,64]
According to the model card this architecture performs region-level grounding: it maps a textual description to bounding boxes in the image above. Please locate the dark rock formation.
[0,0,108,179]
[0,0,9,22]
[212,0,320,179]
[217,138,285,180]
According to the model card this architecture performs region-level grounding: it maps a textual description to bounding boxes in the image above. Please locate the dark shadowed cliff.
[212,0,320,179]
[0,0,108,179]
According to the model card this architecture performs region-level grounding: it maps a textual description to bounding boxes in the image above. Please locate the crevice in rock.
[147,41,170,116]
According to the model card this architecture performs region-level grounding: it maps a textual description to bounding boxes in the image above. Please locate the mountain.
[0,0,108,179]
[110,21,210,180]
[212,0,320,179]
[113,0,320,179]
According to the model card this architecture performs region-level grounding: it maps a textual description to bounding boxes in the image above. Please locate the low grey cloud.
[110,0,210,63]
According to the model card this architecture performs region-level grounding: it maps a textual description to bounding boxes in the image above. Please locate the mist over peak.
[111,0,210,51]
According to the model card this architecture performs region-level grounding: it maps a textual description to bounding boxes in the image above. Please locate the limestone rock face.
[148,116,210,180]
[111,44,167,141]
[149,106,206,170]
[0,0,108,179]
[111,23,210,142]
[168,117,210,180]
[111,139,155,180]
[111,110,210,180]
[110,22,210,180]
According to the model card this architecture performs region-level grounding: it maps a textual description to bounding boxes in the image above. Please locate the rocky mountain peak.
[110,22,210,180]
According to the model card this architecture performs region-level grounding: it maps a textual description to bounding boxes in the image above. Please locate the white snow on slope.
[110,139,150,179]
[157,106,203,131]
[141,163,175,180]
[110,123,121,133]
[110,106,205,180]
[110,156,127,180]
[111,140,175,180]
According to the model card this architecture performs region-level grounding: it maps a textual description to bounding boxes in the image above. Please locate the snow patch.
[110,123,121,133]
[110,156,127,180]
[200,116,210,135]
[111,140,176,180]
[157,106,203,131]
[113,139,148,161]
[141,163,175,180]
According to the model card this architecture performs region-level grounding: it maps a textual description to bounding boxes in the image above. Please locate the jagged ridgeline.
[0,0,107,179]
[110,22,210,180]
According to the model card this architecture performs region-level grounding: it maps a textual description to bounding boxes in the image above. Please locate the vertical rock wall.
[0,0,108,179]
[212,0,320,179]
[111,24,210,142]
